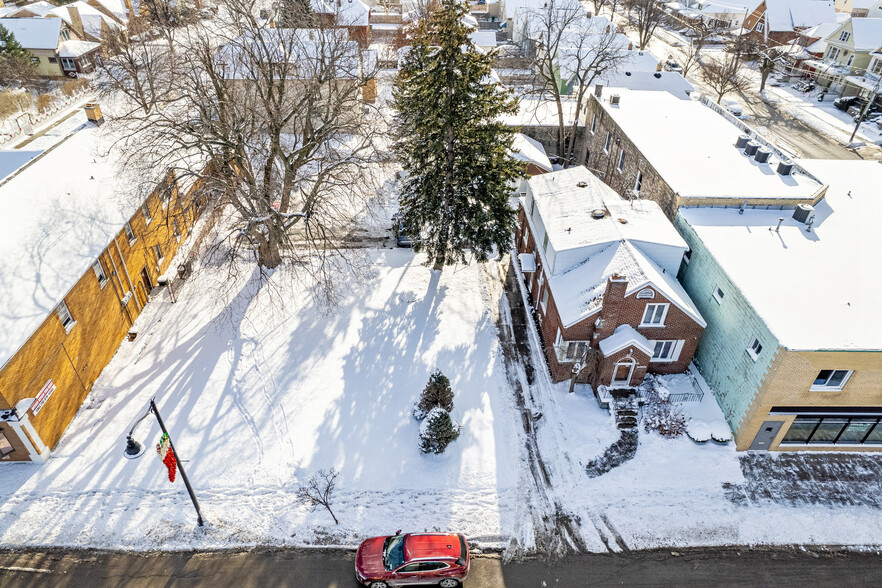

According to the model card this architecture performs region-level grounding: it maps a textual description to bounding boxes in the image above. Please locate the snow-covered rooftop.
[57,39,101,57]
[0,17,60,50]
[511,133,552,172]
[523,167,704,327]
[764,0,836,32]
[832,17,882,52]
[469,30,497,50]
[594,89,824,200]
[678,159,882,351]
[598,324,653,357]
[597,71,693,99]
[0,113,145,369]
[50,2,125,41]
[504,98,581,127]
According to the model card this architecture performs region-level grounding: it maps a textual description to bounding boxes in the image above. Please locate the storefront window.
[781,415,882,445]
[809,418,848,444]
[837,419,876,444]
[781,418,819,444]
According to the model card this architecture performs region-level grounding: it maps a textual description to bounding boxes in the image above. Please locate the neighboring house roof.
[49,2,124,42]
[594,88,824,200]
[850,0,876,9]
[469,30,497,50]
[58,39,101,57]
[764,0,836,32]
[503,98,582,127]
[842,17,882,51]
[599,324,653,357]
[9,1,58,17]
[523,166,705,328]
[678,158,882,352]
[598,71,694,98]
[512,133,552,172]
[0,17,61,50]
[89,0,130,23]
[699,0,763,15]
[0,114,147,369]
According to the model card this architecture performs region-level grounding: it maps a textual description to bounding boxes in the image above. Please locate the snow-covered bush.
[413,369,454,420]
[419,407,461,454]
[643,390,688,438]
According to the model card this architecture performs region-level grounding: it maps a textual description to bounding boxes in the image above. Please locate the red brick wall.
[516,204,704,385]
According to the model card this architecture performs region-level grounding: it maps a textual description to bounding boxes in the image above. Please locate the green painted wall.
[674,212,779,433]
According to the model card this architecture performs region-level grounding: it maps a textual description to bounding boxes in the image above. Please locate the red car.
[355,531,470,587]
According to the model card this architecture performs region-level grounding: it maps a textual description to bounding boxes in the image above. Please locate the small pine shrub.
[413,369,453,419]
[419,407,461,454]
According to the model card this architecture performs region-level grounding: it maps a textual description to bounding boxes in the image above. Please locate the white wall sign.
[31,380,56,416]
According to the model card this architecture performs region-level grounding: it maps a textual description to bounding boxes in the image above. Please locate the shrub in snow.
[643,390,688,438]
[419,407,461,454]
[686,420,713,443]
[413,369,454,420]
[297,468,340,525]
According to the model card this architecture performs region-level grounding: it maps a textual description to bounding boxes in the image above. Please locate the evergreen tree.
[413,369,454,419]
[0,24,28,58]
[393,0,524,271]
[419,407,461,454]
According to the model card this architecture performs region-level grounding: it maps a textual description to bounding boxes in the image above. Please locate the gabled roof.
[50,2,125,41]
[0,17,61,50]
[764,0,836,32]
[599,324,653,357]
[846,17,882,51]
[511,133,552,172]
[9,1,57,17]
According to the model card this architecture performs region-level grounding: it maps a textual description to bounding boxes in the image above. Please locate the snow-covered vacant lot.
[1,249,881,553]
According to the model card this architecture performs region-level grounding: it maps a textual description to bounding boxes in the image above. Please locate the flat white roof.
[0,113,145,368]
[504,98,581,127]
[595,89,824,200]
[679,159,882,351]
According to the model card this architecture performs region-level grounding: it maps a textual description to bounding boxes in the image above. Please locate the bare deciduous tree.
[622,0,668,50]
[701,54,748,104]
[99,0,385,309]
[525,0,630,166]
[298,468,340,524]
[679,20,723,77]
[757,45,784,92]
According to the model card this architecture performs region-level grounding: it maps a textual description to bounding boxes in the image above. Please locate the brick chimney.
[68,6,85,39]
[84,103,104,126]
[594,273,628,340]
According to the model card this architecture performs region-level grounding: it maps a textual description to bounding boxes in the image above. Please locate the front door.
[749,421,783,451]
[141,267,153,292]
[611,360,634,387]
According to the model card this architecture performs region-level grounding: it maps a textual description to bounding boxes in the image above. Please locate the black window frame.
[780,415,882,446]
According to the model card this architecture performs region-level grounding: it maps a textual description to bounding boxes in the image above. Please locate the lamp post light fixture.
[124,398,205,527]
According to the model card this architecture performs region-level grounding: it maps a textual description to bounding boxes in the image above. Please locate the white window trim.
[56,301,75,333]
[124,222,136,245]
[649,340,683,363]
[142,203,152,225]
[92,260,108,289]
[712,286,724,304]
[640,303,669,327]
[809,370,853,392]
[540,287,550,313]
[634,171,642,193]
[155,244,164,263]
[755,22,764,32]
[590,114,597,134]
[746,336,763,361]
[616,150,626,173]
[604,132,611,154]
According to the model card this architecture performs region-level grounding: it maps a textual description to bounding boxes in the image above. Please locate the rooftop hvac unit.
[777,161,794,176]
[792,204,815,224]
[754,149,771,164]
[744,142,759,157]
[735,134,750,149]
[610,94,620,106]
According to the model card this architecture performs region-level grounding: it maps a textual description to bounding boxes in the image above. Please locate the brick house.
[581,88,827,221]
[0,17,102,78]
[0,107,200,462]
[675,159,882,451]
[515,166,705,389]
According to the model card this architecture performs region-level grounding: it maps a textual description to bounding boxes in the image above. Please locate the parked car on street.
[392,213,414,247]
[833,96,861,112]
[724,99,743,117]
[663,60,683,73]
[355,532,470,588]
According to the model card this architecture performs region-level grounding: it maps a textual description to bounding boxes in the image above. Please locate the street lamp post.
[124,398,205,527]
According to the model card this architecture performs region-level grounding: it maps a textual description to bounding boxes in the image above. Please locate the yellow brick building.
[0,107,200,462]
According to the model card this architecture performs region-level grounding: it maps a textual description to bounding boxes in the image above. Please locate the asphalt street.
[2,547,882,587]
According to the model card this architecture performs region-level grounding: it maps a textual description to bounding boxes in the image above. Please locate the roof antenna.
[774,217,784,232]
[739,199,746,215]
[805,217,814,232]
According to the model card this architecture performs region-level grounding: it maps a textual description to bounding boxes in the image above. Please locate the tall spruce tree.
[0,24,27,58]
[393,0,523,271]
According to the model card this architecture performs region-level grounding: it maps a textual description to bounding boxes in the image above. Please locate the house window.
[650,340,681,362]
[154,244,164,263]
[846,54,854,67]
[682,250,692,265]
[634,171,642,193]
[61,28,71,41]
[604,132,612,153]
[641,303,668,326]
[872,60,882,75]
[173,218,182,240]
[522,225,530,250]
[529,195,536,217]
[542,232,549,254]
[636,288,654,299]
[811,370,852,391]
[541,287,550,313]
[49,57,57,63]
[617,150,626,172]
[755,22,764,32]
[713,286,724,303]
[590,114,597,134]
[827,47,841,60]
[124,222,136,244]
[0,431,14,457]
[839,31,851,42]
[563,341,589,360]
[31,57,40,65]
[142,203,152,225]
[746,336,763,360]
[92,260,108,288]
[60,57,76,70]
[56,301,75,333]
